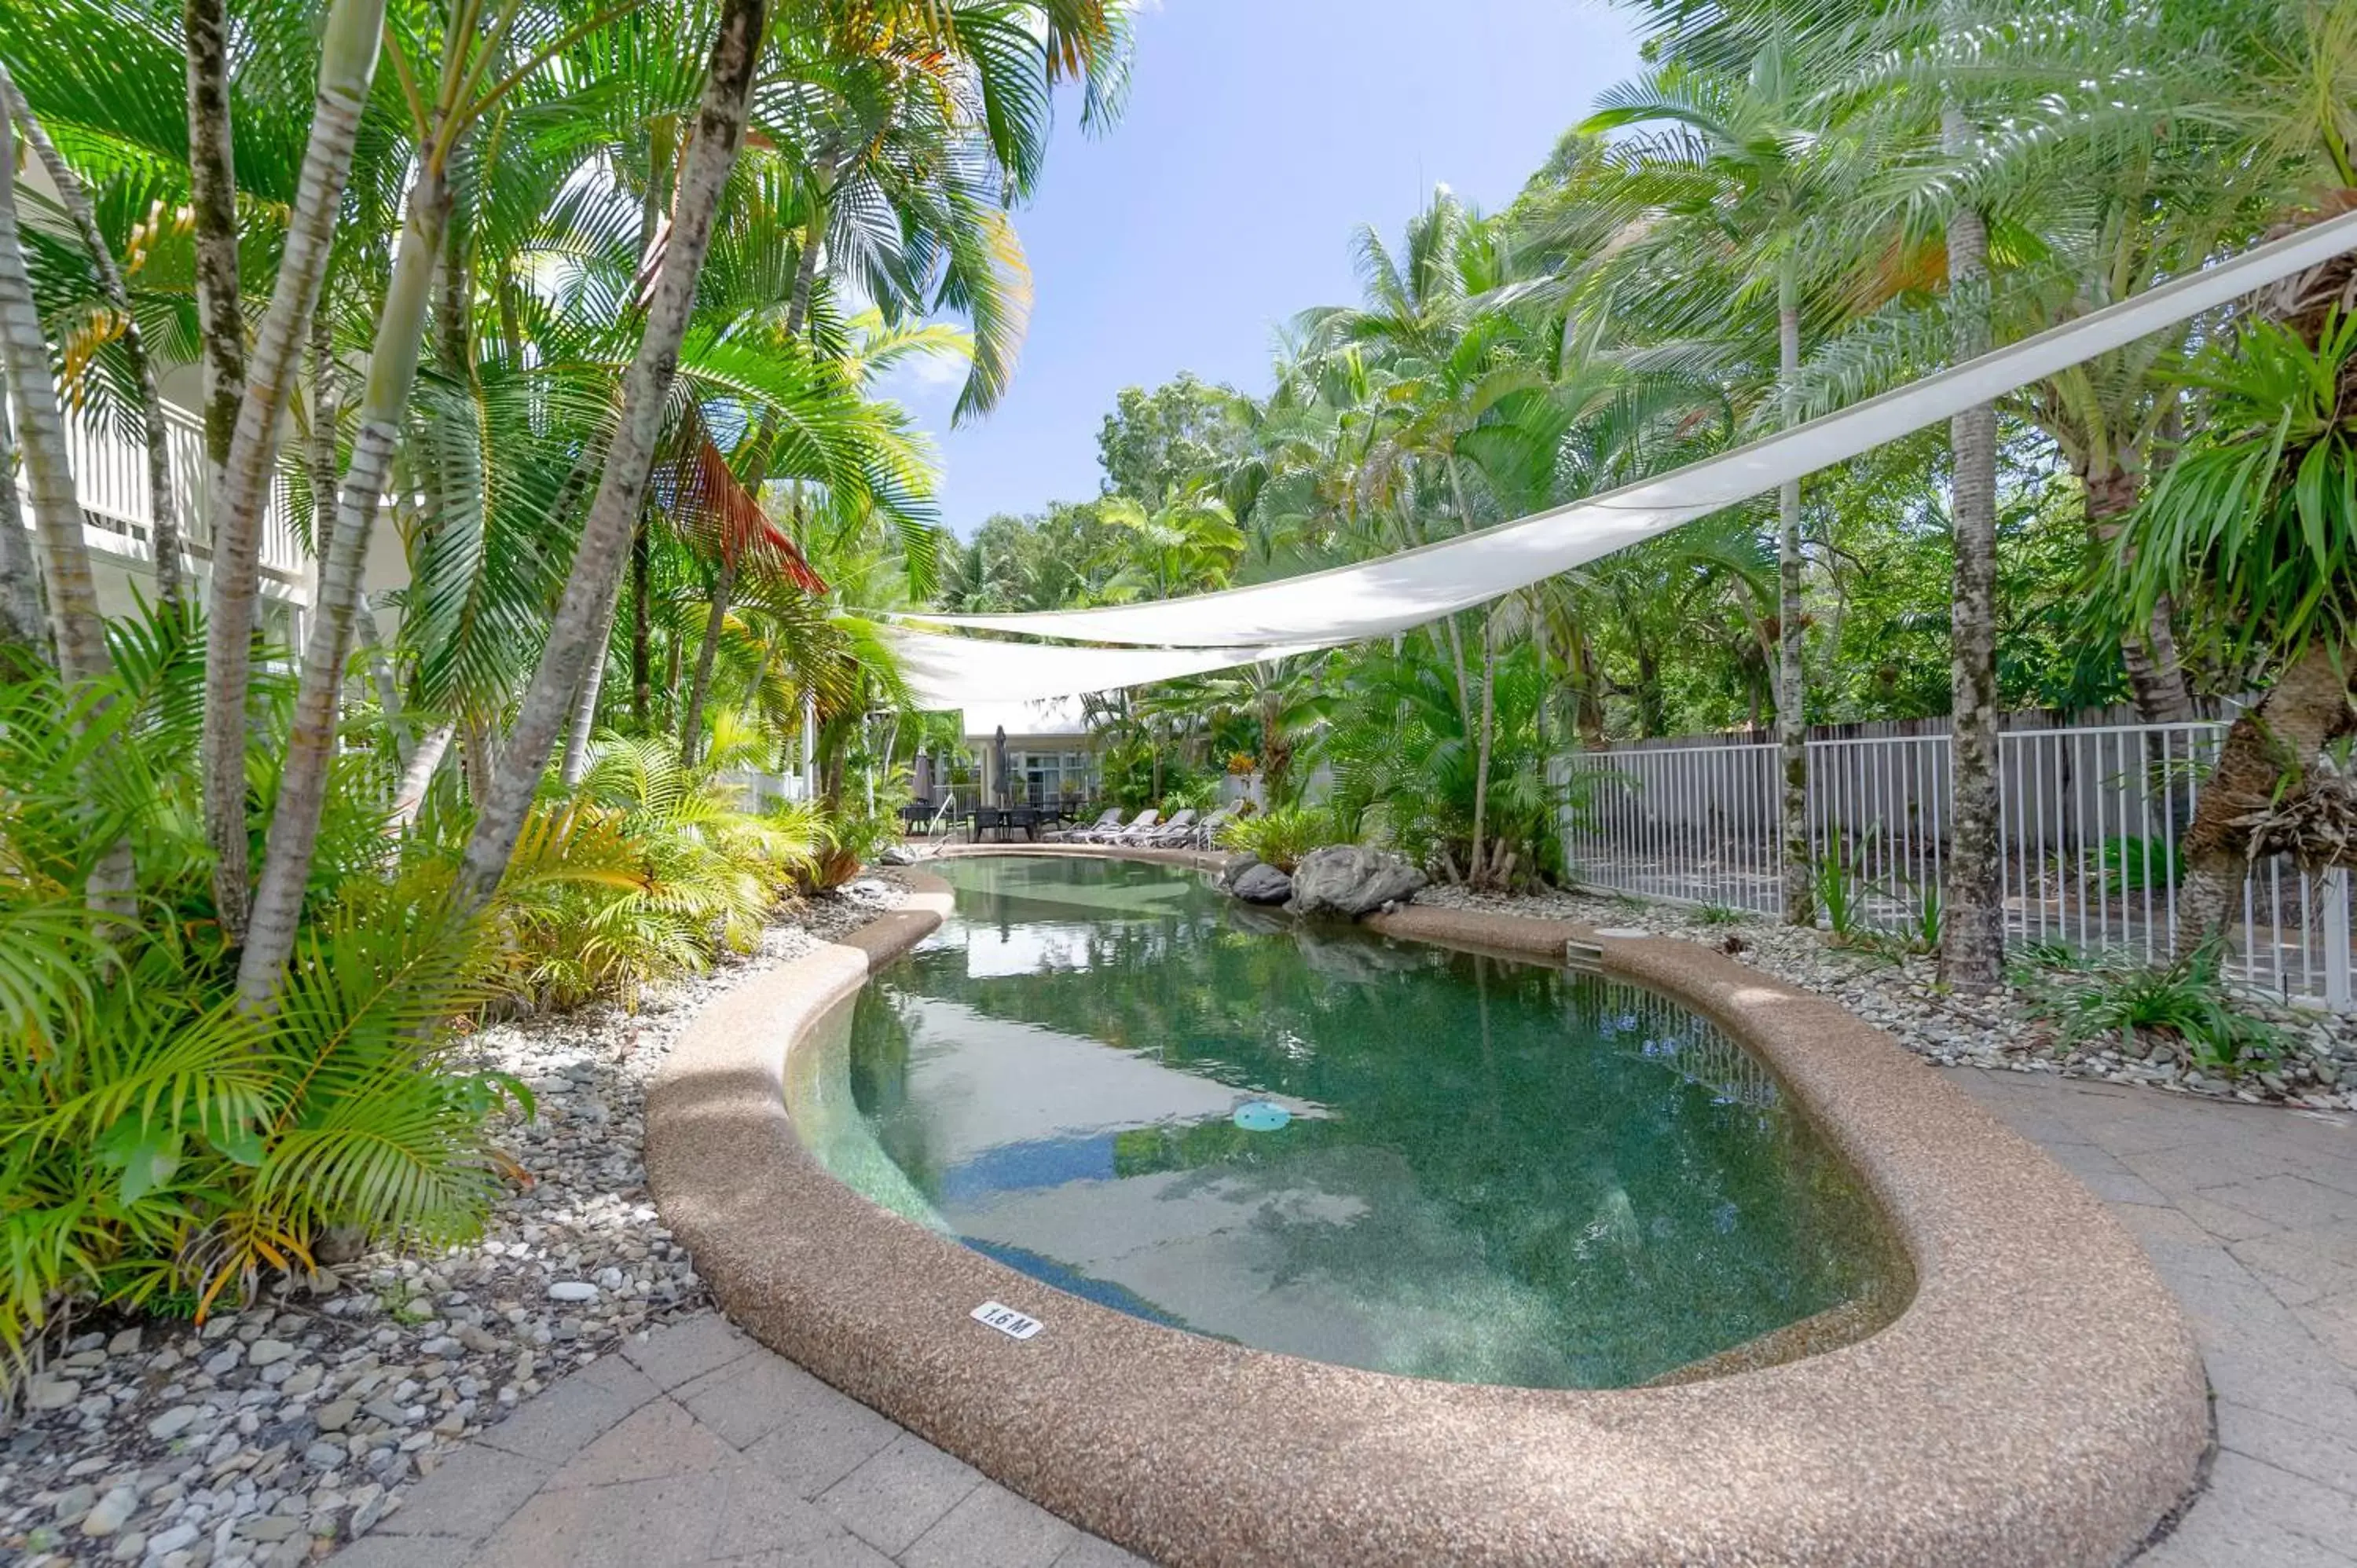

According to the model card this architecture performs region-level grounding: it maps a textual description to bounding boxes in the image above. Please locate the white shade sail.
[894,208,2357,649]
[885,625,1322,709]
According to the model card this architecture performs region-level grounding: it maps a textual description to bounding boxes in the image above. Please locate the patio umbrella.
[912,750,934,806]
[993,727,1009,804]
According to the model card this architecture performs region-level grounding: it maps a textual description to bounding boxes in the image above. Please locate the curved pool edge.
[645,856,2210,1567]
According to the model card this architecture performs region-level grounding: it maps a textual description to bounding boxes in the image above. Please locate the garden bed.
[1417,883,2357,1112]
[0,878,908,1568]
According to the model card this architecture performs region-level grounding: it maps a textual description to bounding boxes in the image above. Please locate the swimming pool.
[788,855,1897,1388]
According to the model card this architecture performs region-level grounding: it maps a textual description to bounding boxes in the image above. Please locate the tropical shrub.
[2033,946,2285,1074]
[1317,642,1572,884]
[1218,804,1345,872]
[0,621,529,1365]
[498,738,823,1009]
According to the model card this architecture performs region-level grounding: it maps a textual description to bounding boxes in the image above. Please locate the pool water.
[789,855,1898,1389]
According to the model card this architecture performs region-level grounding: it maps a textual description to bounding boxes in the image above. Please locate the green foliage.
[2101,835,2182,896]
[1811,854,1869,944]
[0,619,526,1366]
[500,738,823,1009]
[2117,309,2357,666]
[1217,805,1345,872]
[1692,901,1752,925]
[1318,640,1574,884]
[2035,946,2286,1075]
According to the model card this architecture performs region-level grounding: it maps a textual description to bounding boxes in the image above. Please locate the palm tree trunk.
[1938,157,2006,994]
[2,104,134,921]
[0,98,106,687]
[1470,607,1498,885]
[631,513,653,729]
[3,77,186,616]
[455,0,769,910]
[307,312,340,542]
[0,365,47,654]
[236,157,449,1004]
[2173,640,2355,961]
[2082,463,2196,723]
[561,584,621,786]
[184,0,244,486]
[200,0,388,943]
[391,718,456,830]
[1776,260,1812,925]
[679,554,737,768]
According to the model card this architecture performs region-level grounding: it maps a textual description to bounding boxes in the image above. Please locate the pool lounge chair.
[1186,805,1237,848]
[1054,807,1123,843]
[1122,808,1192,846]
[1087,808,1157,844]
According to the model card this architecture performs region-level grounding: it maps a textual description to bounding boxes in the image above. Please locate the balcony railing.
[16,401,305,584]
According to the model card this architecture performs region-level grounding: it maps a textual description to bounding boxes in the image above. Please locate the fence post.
[2326,867,2353,1012]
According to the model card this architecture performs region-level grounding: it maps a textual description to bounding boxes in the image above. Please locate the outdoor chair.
[1107,808,1174,846]
[1087,808,1157,844]
[1134,808,1199,847]
[1056,808,1124,842]
[1189,805,1237,848]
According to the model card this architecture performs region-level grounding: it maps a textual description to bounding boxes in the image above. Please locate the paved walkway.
[1955,1069,2357,1566]
[337,1071,2357,1567]
[329,1313,1142,1568]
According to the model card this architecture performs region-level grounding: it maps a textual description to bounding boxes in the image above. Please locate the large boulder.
[1286,844,1426,919]
[1230,862,1294,905]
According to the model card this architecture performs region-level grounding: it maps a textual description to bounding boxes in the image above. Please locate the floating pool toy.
[1233,1101,1292,1132]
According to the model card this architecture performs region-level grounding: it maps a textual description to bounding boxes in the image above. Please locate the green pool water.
[788,855,1898,1389]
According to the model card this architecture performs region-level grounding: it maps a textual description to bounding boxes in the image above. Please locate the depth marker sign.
[972,1301,1043,1340]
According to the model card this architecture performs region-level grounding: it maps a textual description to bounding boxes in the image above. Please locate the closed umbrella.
[992,727,1010,804]
[912,750,934,807]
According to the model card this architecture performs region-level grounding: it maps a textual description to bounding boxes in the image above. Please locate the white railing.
[1561,716,2355,1009]
[713,768,813,809]
[17,401,305,582]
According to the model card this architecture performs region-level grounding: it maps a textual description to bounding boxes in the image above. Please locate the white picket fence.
[1560,714,2355,1009]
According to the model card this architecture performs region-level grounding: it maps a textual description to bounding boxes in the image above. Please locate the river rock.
[1286,845,1426,919]
[1230,863,1294,905]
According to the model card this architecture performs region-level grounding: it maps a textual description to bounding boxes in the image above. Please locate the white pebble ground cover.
[0,878,908,1568]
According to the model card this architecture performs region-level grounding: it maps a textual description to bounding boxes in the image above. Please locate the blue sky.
[882,0,1643,537]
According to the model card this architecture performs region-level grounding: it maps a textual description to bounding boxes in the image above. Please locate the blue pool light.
[1233,1101,1292,1132]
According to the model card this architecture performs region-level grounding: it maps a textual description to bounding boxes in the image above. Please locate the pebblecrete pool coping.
[644,851,2209,1566]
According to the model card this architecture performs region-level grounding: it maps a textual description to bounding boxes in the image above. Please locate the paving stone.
[477,1357,658,1463]
[679,1353,892,1460]
[902,1484,1079,1568]
[2217,1401,2357,1497]
[544,1398,738,1489]
[704,1462,852,1559]
[2201,1177,2357,1233]
[619,1313,760,1393]
[2296,1291,2357,1370]
[378,1445,554,1541]
[816,1432,987,1556]
[324,1534,479,1568]
[469,1469,732,1568]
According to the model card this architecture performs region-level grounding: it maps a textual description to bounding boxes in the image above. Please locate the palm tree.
[0,78,105,687]
[199,0,392,940]
[1582,35,1862,924]
[2,76,187,613]
[455,0,772,912]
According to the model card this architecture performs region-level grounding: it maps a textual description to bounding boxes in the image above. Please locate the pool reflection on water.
[787,855,1896,1389]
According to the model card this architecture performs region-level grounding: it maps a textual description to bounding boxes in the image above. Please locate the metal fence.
[1560,714,2355,1010]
